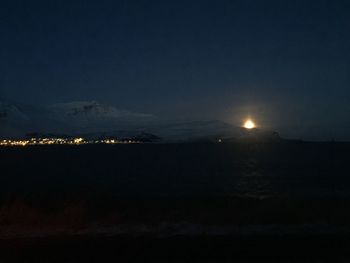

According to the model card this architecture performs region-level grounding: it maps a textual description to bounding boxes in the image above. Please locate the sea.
[1,142,350,261]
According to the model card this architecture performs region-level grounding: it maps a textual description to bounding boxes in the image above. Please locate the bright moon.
[244,119,256,129]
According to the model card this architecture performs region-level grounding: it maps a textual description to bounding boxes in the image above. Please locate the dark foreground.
[1,142,350,262]
[0,234,349,263]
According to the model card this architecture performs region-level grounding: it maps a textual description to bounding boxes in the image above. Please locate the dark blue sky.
[1,0,350,139]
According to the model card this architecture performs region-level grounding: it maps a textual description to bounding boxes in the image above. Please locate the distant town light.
[0,137,139,147]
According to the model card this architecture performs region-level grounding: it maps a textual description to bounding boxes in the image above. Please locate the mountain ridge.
[0,100,280,142]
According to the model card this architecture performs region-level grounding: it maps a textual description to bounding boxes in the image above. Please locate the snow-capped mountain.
[0,101,155,138]
[0,100,281,142]
[50,101,152,120]
[49,101,154,134]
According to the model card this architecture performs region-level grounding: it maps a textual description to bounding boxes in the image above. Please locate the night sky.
[1,0,350,139]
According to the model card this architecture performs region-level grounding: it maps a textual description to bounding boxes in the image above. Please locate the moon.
[243,119,256,129]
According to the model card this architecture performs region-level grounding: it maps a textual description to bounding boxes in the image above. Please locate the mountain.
[0,101,75,138]
[148,120,281,142]
[148,120,241,142]
[49,101,154,134]
[0,102,31,138]
[0,101,155,138]
[0,100,281,142]
[226,128,281,143]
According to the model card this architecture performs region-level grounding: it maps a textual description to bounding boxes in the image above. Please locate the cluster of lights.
[0,137,140,147]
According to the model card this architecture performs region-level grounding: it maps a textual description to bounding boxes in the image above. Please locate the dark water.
[1,142,350,262]
[0,142,350,238]
[1,142,349,199]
